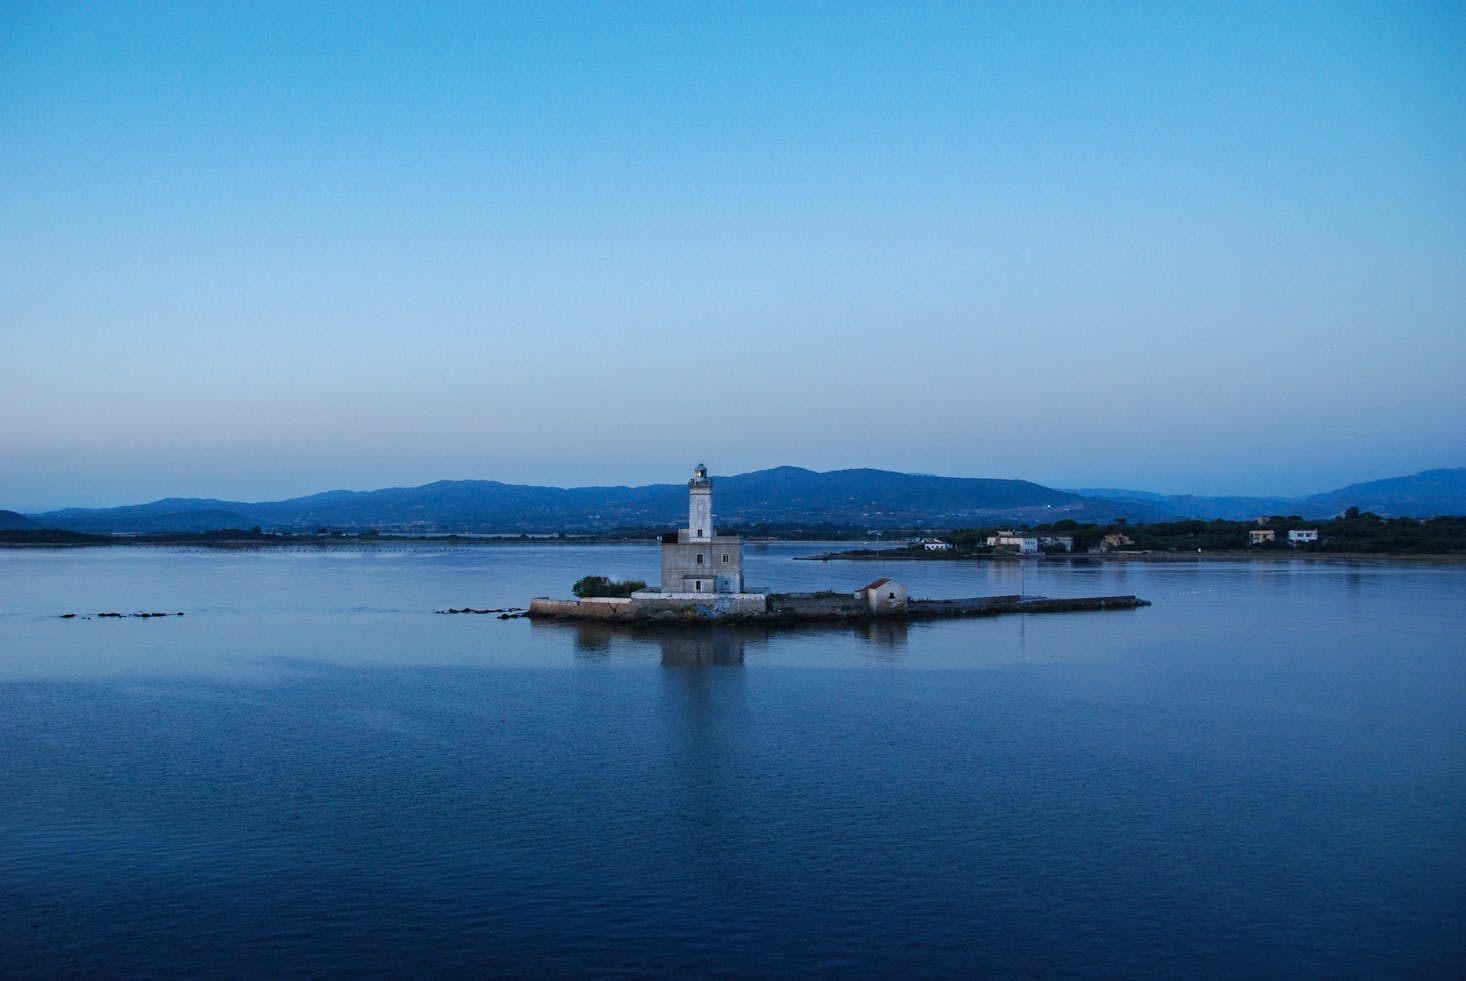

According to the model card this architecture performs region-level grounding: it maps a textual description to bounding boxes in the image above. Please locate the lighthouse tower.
[657,463,744,594]
[688,463,713,541]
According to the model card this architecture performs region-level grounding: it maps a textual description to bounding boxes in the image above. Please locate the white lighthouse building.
[657,463,744,594]
[688,463,713,542]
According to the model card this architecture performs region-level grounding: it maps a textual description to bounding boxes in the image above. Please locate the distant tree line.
[939,509,1466,555]
[0,526,282,545]
[8,510,1465,555]
[722,523,871,541]
[0,529,113,545]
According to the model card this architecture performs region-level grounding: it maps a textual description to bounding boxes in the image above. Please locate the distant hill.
[1064,488,1171,504]
[24,465,1464,534]
[0,509,42,531]
[1070,491,1300,521]
[1302,468,1466,518]
[27,467,1166,534]
[1070,468,1466,521]
[33,499,259,534]
[710,466,1138,525]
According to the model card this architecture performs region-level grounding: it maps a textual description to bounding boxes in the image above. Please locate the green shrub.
[572,575,647,598]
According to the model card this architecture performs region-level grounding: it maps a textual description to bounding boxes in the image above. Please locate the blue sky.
[3,1,1463,510]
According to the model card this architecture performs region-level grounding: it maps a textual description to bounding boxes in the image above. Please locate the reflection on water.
[550,619,910,666]
[858,618,907,660]
[563,622,753,665]
[565,620,615,658]
[1344,566,1364,597]
[656,628,747,666]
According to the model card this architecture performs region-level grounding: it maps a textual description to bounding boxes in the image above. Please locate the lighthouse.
[658,463,744,594]
[688,463,713,542]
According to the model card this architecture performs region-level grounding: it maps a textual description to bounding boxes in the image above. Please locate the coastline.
[794,548,1466,563]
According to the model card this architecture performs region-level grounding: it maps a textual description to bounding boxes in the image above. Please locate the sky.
[3,1,1463,510]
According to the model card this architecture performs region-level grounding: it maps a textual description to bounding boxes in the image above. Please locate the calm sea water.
[1,544,1462,978]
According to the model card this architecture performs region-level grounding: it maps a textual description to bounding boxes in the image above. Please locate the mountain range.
[17,467,1466,535]
[1068,468,1466,522]
[0,510,42,531]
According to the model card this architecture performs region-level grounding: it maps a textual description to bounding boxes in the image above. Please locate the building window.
[722,554,729,563]
[696,553,703,565]
[696,529,702,537]
[695,581,701,592]
[889,592,896,600]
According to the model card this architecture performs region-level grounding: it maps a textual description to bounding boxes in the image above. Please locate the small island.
[528,464,1148,625]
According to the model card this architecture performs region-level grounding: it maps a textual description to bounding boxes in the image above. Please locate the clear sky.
[3,1,1463,510]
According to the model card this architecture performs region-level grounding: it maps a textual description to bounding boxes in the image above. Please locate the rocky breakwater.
[527,591,1148,624]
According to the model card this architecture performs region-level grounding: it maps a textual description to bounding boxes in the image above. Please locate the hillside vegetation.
[16,467,1465,536]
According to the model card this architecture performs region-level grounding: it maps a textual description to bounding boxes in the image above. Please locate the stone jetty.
[527,591,1148,624]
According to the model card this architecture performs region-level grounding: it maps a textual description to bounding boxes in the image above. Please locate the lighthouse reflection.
[656,627,748,666]
[560,622,749,664]
[558,619,907,665]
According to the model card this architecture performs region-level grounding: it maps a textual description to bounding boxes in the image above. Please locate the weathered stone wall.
[527,592,1147,623]
[632,592,767,616]
[528,597,636,620]
[768,594,867,618]
[529,593,767,620]
[661,536,743,593]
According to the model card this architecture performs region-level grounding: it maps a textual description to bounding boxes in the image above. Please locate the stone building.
[855,577,909,614]
[658,464,745,594]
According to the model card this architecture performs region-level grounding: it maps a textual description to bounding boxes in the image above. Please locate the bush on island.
[572,575,647,598]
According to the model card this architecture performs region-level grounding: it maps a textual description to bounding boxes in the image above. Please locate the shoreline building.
[657,464,745,594]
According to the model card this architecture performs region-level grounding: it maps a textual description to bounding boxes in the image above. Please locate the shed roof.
[860,577,892,591]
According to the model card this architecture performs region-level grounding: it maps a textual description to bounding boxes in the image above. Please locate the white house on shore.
[987,530,1074,554]
[987,531,1039,554]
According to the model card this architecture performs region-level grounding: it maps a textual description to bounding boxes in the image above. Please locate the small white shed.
[854,577,909,614]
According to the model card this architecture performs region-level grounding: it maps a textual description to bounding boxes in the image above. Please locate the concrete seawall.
[528,597,634,620]
[528,593,767,621]
[909,595,1146,617]
[528,592,1148,624]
